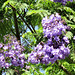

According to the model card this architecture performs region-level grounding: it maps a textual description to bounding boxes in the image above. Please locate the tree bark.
[12,8,20,41]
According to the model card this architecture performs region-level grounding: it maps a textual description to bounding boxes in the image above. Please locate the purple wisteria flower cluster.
[0,34,25,68]
[53,0,73,5]
[28,13,70,64]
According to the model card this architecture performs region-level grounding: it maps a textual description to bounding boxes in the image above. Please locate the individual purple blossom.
[25,65,30,69]
[73,36,75,40]
[54,36,60,42]
[63,36,69,43]
[5,63,10,68]
[41,55,50,64]
[18,54,25,59]
[3,45,8,50]
[0,43,3,48]
[0,54,5,68]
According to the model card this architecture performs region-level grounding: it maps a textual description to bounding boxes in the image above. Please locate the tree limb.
[12,8,20,41]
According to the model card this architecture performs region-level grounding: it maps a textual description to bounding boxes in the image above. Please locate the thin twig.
[30,23,36,33]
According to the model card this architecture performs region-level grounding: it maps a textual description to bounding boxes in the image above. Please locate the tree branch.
[23,9,26,18]
[9,3,37,39]
[56,61,72,75]
[17,12,34,33]
[23,9,36,33]
[12,8,20,41]
[30,23,36,33]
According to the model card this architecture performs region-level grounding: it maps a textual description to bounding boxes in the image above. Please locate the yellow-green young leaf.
[62,62,70,69]
[68,24,75,29]
[9,1,17,7]
[5,7,8,13]
[65,31,73,39]
[22,71,31,75]
[73,17,75,22]
[6,69,15,75]
[71,53,75,62]
[34,72,39,75]
[22,34,25,38]
[61,16,73,24]
[25,54,28,59]
[2,0,9,9]
[22,32,32,38]
[63,7,75,15]
[69,15,74,20]
[26,10,50,17]
[35,3,43,9]
[45,66,52,72]
[19,3,29,10]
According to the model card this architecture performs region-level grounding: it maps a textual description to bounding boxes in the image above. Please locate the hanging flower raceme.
[0,34,25,68]
[28,13,70,64]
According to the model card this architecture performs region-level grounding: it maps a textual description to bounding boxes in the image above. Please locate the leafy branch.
[56,61,72,75]
[9,3,37,39]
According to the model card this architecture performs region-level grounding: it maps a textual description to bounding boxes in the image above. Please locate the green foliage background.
[0,0,75,75]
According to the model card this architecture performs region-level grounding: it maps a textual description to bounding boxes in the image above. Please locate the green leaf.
[63,7,75,15]
[6,69,15,75]
[62,61,69,66]
[34,72,39,75]
[45,66,52,72]
[19,3,29,10]
[22,71,31,75]
[71,53,75,62]
[65,31,73,39]
[9,1,17,6]
[68,24,75,29]
[2,0,9,9]
[68,15,74,20]
[73,17,75,22]
[61,16,73,24]
[25,54,28,59]
[26,10,50,17]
